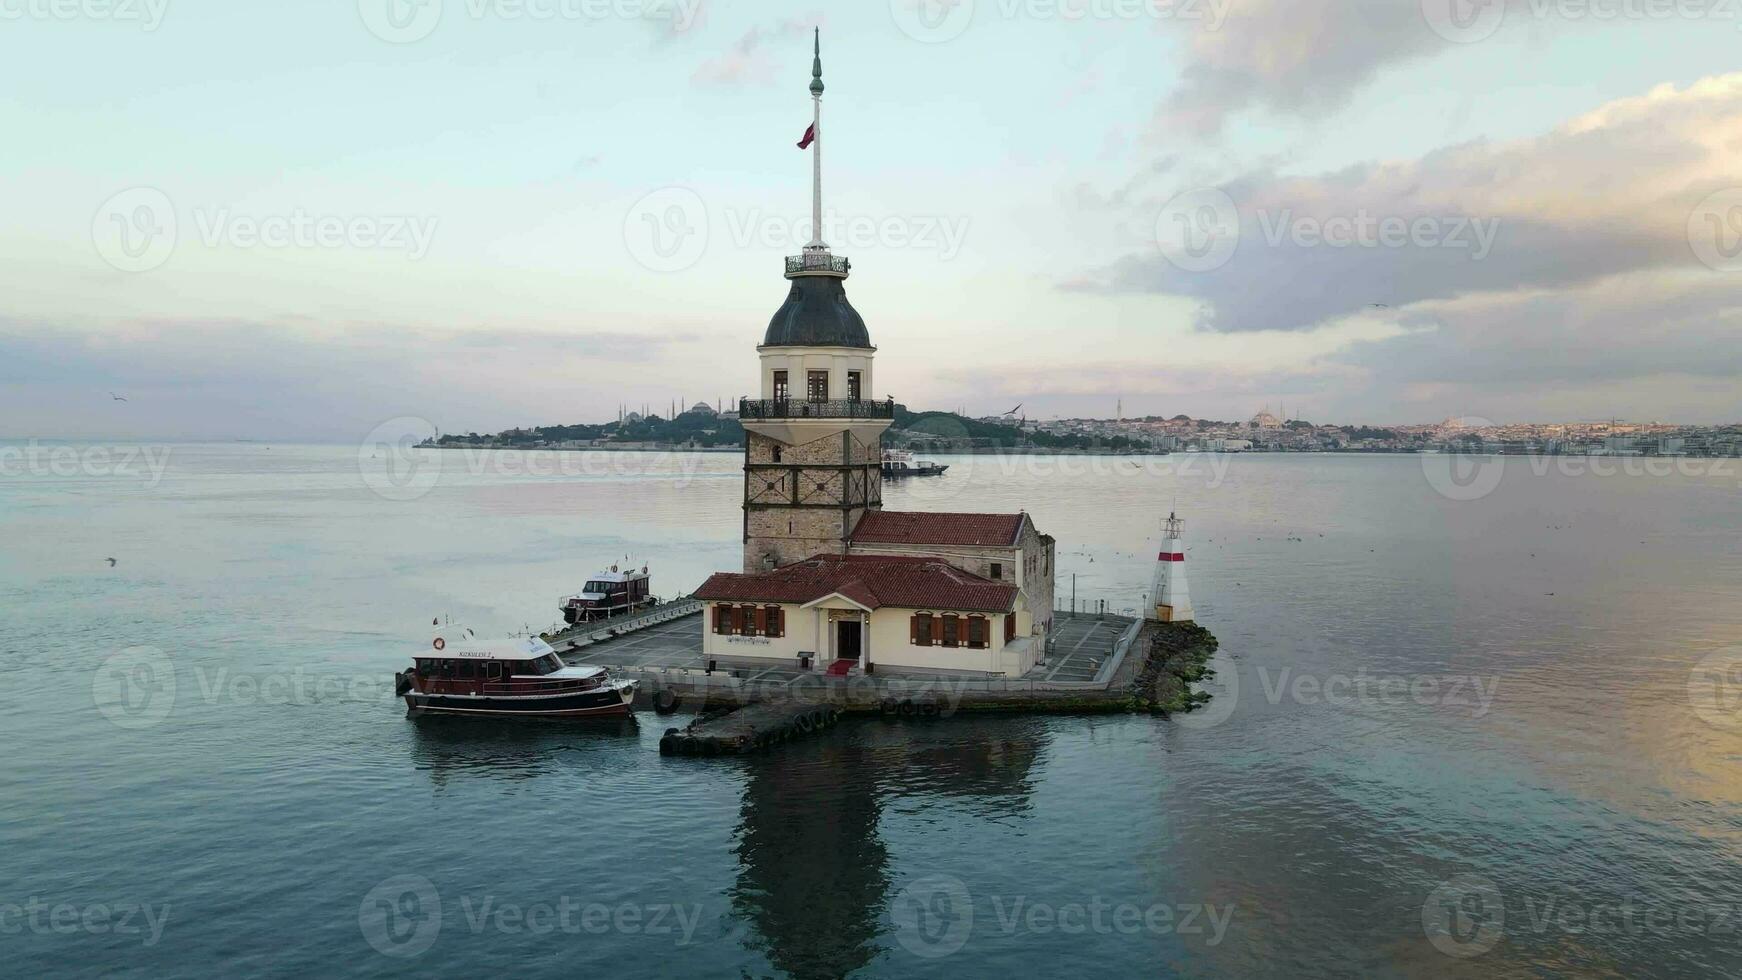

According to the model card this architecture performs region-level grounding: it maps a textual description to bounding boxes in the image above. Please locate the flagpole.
[809,28,825,250]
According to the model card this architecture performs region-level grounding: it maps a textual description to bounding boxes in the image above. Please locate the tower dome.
[764,274,871,348]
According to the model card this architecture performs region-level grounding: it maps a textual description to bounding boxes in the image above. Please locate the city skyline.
[5,3,1742,439]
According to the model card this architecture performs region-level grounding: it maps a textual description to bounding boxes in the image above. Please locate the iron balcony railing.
[785,253,851,276]
[739,398,895,421]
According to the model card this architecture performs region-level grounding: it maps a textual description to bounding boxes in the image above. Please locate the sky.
[2,0,1740,440]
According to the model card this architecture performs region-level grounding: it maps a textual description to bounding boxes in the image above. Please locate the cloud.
[690,16,821,88]
[1157,0,1454,136]
[1076,73,1742,334]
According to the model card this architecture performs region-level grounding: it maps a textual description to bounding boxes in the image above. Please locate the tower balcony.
[785,253,850,278]
[740,397,895,421]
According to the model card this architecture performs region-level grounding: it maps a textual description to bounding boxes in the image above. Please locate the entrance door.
[836,620,863,661]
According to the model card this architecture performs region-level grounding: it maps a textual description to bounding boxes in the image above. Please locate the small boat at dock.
[559,564,655,625]
[396,627,637,718]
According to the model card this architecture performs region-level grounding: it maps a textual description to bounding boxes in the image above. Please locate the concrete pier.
[658,702,843,756]
[555,610,1219,728]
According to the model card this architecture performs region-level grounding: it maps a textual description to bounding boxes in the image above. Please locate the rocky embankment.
[1127,621,1219,715]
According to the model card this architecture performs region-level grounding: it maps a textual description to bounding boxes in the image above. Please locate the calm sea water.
[4,443,1741,978]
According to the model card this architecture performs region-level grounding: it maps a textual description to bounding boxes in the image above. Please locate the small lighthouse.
[1150,511,1194,623]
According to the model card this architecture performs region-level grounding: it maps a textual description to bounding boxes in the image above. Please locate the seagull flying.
[1003,403,1024,416]
[105,558,117,567]
[110,392,128,402]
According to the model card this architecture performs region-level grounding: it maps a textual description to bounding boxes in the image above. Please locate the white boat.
[395,627,638,718]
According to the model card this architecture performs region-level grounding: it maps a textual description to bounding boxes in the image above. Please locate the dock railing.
[549,598,703,649]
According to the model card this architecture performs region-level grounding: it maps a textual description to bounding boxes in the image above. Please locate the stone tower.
[738,31,893,572]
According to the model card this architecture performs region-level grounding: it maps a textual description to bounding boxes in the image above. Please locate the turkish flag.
[797,123,816,149]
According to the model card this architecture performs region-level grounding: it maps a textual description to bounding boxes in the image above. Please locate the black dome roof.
[763,275,872,349]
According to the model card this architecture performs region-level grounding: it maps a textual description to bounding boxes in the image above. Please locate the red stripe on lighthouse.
[1159,552,1184,562]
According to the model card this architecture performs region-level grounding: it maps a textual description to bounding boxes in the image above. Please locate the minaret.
[1150,511,1194,623]
[738,31,893,572]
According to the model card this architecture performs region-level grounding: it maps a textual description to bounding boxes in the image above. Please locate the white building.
[696,555,1042,677]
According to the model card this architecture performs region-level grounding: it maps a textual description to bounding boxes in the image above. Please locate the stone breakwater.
[1125,621,1220,715]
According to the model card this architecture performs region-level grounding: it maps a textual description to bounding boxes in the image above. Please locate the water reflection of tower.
[730,739,889,978]
[729,719,1046,977]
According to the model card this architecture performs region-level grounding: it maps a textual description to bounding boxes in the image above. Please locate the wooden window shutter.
[1005,613,1017,643]
[931,615,944,646]
[714,605,730,634]
[754,606,767,633]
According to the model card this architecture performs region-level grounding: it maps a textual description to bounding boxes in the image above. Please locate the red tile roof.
[694,555,1017,613]
[849,511,1027,548]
